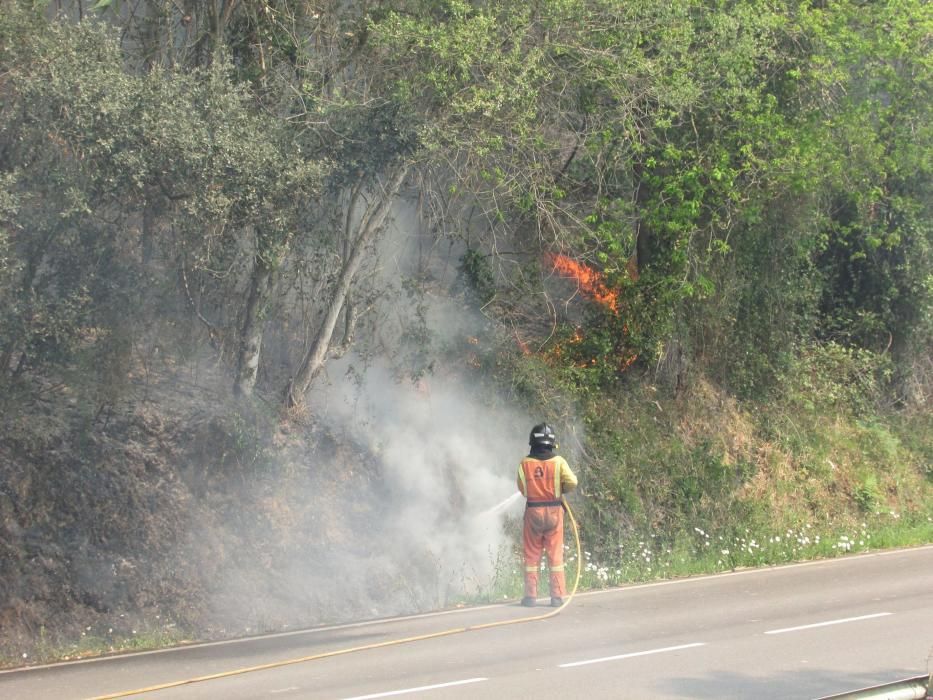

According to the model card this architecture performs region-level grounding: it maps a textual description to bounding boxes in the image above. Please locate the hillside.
[0,345,539,665]
[2,346,930,667]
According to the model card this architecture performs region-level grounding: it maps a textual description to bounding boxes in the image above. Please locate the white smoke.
[304,191,531,610]
[203,187,544,632]
[314,357,528,595]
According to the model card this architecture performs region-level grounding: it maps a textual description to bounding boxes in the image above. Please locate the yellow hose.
[91,498,583,699]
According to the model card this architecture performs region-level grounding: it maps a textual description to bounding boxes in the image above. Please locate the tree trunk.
[285,165,408,408]
[233,245,275,398]
[141,203,156,265]
[0,230,56,377]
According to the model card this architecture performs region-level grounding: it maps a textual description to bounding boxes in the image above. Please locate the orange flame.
[545,255,640,372]
[549,254,619,313]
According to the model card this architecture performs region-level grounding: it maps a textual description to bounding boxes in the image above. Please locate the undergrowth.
[475,348,933,602]
[2,619,189,669]
[473,509,933,604]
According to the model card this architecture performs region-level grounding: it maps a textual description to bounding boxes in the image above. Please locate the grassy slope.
[490,367,932,598]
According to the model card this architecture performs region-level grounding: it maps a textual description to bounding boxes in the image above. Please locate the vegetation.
[0,0,930,665]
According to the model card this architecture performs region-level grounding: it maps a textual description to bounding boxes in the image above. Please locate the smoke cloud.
[302,194,533,613]
[208,193,536,631]
[311,357,529,606]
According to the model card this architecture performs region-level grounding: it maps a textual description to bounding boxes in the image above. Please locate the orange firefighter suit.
[517,453,577,600]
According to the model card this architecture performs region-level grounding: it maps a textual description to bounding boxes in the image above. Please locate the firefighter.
[517,422,578,607]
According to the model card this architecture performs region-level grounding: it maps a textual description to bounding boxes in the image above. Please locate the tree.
[0,8,325,401]
[5,0,929,409]
[803,0,932,396]
[363,0,809,380]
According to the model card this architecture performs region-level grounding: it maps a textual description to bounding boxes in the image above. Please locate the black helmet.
[529,423,557,449]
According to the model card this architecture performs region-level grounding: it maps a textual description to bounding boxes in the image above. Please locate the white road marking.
[559,642,706,668]
[340,677,488,699]
[764,612,893,635]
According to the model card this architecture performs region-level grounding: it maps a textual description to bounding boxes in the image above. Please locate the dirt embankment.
[0,371,407,666]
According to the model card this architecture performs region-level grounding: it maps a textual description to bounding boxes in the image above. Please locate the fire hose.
[92,497,582,699]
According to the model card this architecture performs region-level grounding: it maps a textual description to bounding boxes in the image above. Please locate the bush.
[784,342,893,415]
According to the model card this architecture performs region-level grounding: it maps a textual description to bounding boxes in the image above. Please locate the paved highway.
[2,545,931,699]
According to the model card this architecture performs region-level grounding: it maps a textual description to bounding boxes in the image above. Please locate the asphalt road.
[2,545,931,700]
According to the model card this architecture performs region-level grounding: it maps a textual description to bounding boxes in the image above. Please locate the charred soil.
[0,366,413,667]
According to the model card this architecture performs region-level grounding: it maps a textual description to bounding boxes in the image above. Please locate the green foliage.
[1,0,926,446]
[892,413,933,484]
[226,408,274,473]
[0,7,324,396]
[566,378,932,583]
[784,342,894,415]
[457,248,496,305]
[1,0,927,404]
[580,396,757,549]
[854,473,881,513]
[362,0,930,404]
[697,195,824,397]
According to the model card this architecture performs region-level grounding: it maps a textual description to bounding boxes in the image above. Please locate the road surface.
[2,545,931,699]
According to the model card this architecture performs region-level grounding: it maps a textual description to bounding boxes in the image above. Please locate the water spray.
[478,491,523,518]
